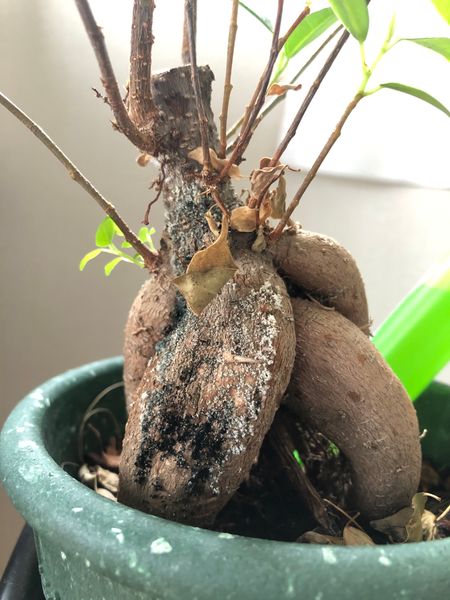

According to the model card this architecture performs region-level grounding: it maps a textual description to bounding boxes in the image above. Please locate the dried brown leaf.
[230,206,257,232]
[298,531,343,545]
[96,488,117,502]
[422,510,437,541]
[173,216,238,315]
[370,507,414,543]
[78,464,96,488]
[343,524,375,546]
[251,227,267,253]
[96,466,119,494]
[406,492,427,542]
[188,147,243,179]
[270,175,287,219]
[250,162,285,199]
[267,83,302,96]
[136,153,151,167]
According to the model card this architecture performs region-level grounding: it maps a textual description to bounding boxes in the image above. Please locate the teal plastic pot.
[1,358,449,599]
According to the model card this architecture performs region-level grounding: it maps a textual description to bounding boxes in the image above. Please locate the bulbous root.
[285,298,422,520]
[272,228,370,334]
[123,270,177,406]
[119,252,296,525]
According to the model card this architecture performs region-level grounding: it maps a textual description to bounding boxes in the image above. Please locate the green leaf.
[430,0,450,24]
[284,9,338,58]
[79,249,103,271]
[239,2,273,33]
[401,37,450,61]
[380,83,450,118]
[138,226,156,251]
[104,257,123,276]
[121,240,132,248]
[95,217,115,247]
[327,0,369,42]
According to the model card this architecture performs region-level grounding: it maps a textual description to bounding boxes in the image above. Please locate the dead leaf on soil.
[343,524,375,546]
[173,216,238,315]
[371,492,436,543]
[188,147,243,179]
[298,531,343,545]
[267,83,302,96]
[96,487,117,502]
[421,510,437,541]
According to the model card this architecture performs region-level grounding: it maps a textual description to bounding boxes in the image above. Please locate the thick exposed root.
[119,251,296,525]
[123,271,178,406]
[285,298,422,520]
[272,229,370,334]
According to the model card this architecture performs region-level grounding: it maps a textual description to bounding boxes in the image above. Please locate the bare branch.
[128,0,157,129]
[181,0,196,64]
[185,0,212,173]
[225,25,343,149]
[269,30,350,168]
[74,0,146,150]
[270,93,363,241]
[219,0,286,178]
[0,91,159,271]
[218,0,239,159]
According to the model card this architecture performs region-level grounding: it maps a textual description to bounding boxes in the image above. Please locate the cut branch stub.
[286,298,422,520]
[119,251,296,525]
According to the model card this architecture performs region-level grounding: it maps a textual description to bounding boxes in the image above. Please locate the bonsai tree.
[1,0,449,540]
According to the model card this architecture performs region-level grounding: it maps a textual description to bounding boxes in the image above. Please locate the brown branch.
[128,0,156,130]
[74,0,146,150]
[185,0,212,173]
[219,0,285,178]
[268,30,350,168]
[225,25,343,152]
[270,93,363,241]
[277,6,310,51]
[143,165,166,225]
[218,0,239,159]
[182,0,196,64]
[0,91,159,271]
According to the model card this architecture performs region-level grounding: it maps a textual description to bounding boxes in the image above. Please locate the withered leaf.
[370,507,413,543]
[96,465,119,494]
[96,488,117,502]
[251,227,267,253]
[406,492,427,542]
[343,524,375,546]
[250,161,286,199]
[173,216,238,315]
[270,174,287,219]
[188,147,243,179]
[230,206,257,232]
[267,83,302,96]
[298,531,343,545]
[421,510,437,541]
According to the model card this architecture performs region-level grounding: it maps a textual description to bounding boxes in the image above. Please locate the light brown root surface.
[119,251,296,525]
[285,298,422,520]
[123,270,177,406]
[272,229,370,334]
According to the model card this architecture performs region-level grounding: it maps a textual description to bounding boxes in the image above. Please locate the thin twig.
[182,0,196,63]
[270,92,363,240]
[185,0,212,173]
[269,30,350,168]
[277,6,311,51]
[219,0,239,159]
[225,25,343,149]
[74,0,146,150]
[143,165,166,225]
[0,92,159,270]
[128,0,157,129]
[219,0,285,178]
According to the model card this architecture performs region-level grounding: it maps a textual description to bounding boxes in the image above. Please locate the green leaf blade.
[284,8,338,58]
[79,249,103,272]
[430,0,450,24]
[327,0,369,42]
[380,82,450,118]
[401,37,450,61]
[104,257,123,276]
[95,217,115,247]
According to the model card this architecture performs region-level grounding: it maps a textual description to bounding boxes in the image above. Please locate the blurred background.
[1,0,449,574]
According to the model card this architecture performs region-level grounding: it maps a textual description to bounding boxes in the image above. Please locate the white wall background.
[1,0,449,573]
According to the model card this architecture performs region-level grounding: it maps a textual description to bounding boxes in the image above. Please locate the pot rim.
[1,357,449,596]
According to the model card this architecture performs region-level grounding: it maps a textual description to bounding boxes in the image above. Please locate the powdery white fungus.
[321,547,337,565]
[18,440,38,450]
[378,556,392,567]
[150,537,173,554]
[60,552,67,561]
[72,507,83,513]
[218,532,234,539]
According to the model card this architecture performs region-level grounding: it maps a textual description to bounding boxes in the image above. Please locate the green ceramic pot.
[1,357,449,599]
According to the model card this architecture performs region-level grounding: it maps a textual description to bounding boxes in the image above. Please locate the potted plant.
[1,0,449,598]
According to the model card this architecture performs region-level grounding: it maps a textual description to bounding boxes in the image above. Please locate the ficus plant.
[1,0,449,543]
